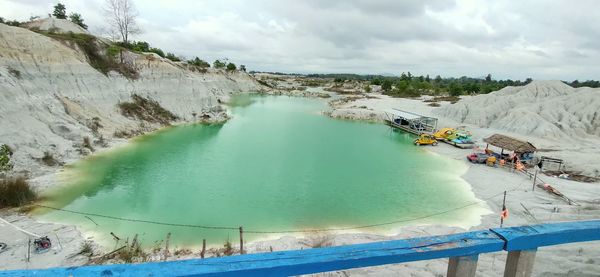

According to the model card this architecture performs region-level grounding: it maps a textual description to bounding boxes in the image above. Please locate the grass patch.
[0,177,36,208]
[78,241,94,257]
[116,235,148,263]
[424,96,460,104]
[257,79,273,88]
[40,32,139,80]
[118,94,178,125]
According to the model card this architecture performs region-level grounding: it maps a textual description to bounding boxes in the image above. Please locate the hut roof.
[484,134,536,153]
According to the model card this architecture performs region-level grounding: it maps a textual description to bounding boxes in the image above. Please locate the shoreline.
[2,93,600,275]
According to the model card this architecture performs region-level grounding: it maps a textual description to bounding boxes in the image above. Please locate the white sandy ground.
[2,92,600,276]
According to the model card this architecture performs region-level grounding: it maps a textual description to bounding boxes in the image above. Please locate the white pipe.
[0,217,41,238]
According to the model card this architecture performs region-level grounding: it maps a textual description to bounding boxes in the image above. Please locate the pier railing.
[2,220,599,277]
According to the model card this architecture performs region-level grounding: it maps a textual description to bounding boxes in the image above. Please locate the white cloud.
[1,0,598,80]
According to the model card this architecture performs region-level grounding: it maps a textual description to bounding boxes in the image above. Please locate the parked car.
[467,153,489,163]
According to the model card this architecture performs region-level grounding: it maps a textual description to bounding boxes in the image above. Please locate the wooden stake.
[501,191,507,227]
[200,239,206,259]
[27,237,31,262]
[239,226,244,255]
[163,233,171,261]
[532,170,538,191]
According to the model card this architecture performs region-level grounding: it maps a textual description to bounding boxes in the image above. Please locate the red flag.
[500,208,509,219]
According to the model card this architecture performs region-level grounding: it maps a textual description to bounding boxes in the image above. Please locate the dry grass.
[423,96,460,104]
[118,94,178,125]
[41,151,59,166]
[116,235,148,263]
[0,177,36,208]
[78,241,94,257]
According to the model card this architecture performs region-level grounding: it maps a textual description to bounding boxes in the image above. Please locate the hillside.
[0,22,264,177]
[436,80,600,140]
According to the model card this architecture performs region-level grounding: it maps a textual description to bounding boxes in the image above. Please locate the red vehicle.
[467,153,489,163]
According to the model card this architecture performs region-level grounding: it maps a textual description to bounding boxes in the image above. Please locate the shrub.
[106,45,121,58]
[116,236,148,263]
[223,240,234,256]
[118,94,178,125]
[78,241,94,256]
[187,57,210,68]
[165,53,181,62]
[213,60,226,69]
[0,177,36,208]
[226,63,237,71]
[41,151,60,166]
[43,33,139,80]
[0,144,13,171]
[257,80,273,88]
[7,67,22,79]
[381,79,392,91]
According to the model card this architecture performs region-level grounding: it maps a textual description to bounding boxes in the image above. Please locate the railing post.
[503,249,537,277]
[447,255,478,277]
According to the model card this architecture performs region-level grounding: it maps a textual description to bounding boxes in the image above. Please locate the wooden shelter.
[483,134,536,153]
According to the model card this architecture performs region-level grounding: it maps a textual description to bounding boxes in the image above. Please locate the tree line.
[307,72,599,96]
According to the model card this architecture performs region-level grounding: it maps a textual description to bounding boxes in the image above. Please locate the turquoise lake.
[38,95,486,248]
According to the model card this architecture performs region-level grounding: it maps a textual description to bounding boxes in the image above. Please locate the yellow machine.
[414,134,438,146]
[433,128,456,140]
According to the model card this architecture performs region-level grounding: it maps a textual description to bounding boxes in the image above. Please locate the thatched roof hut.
[483,134,536,153]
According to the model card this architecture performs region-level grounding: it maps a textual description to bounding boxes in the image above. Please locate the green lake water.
[38,95,487,248]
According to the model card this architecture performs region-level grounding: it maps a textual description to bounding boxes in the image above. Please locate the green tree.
[165,52,181,62]
[188,57,210,68]
[69,13,87,29]
[400,72,409,81]
[434,75,442,84]
[370,78,382,85]
[213,59,226,69]
[381,79,392,91]
[485,74,492,82]
[395,80,410,92]
[53,3,67,19]
[449,82,463,96]
[226,62,237,71]
[464,83,480,94]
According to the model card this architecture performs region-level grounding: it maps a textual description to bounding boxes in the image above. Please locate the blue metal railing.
[2,220,599,276]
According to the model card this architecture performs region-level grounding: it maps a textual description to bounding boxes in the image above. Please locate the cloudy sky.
[2,0,599,80]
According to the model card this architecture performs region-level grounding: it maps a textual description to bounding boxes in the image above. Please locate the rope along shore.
[32,189,517,234]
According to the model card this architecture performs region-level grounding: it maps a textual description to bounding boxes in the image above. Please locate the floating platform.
[437,138,475,149]
[384,109,438,136]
